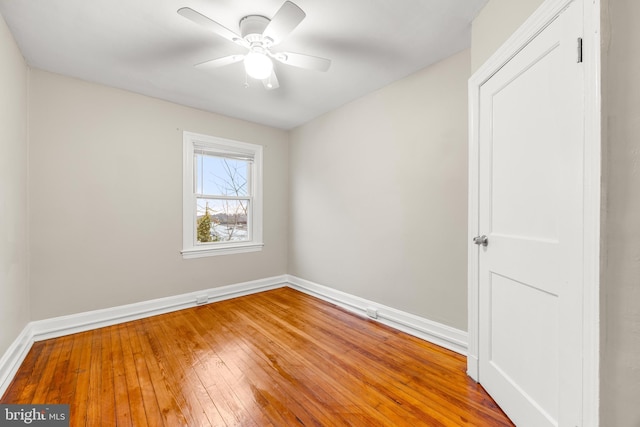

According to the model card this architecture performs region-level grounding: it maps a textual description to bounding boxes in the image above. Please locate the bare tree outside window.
[220,159,248,240]
[196,155,251,243]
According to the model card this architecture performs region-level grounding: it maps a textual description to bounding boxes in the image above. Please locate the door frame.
[467,0,601,425]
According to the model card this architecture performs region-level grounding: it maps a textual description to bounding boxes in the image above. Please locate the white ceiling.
[0,0,487,130]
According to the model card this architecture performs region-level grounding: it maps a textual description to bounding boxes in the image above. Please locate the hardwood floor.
[2,288,513,426]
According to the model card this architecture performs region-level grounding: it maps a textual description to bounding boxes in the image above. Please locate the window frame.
[181,131,263,259]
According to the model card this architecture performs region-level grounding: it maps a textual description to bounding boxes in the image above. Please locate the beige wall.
[0,15,30,354]
[601,0,640,425]
[28,70,289,320]
[471,0,545,71]
[289,50,470,330]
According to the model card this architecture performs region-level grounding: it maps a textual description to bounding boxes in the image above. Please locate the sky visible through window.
[195,153,250,242]
[196,154,249,197]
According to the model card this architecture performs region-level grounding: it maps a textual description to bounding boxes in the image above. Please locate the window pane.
[196,198,249,243]
[195,154,249,197]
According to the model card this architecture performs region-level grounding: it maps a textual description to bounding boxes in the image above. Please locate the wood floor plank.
[118,323,155,427]
[123,321,167,427]
[83,328,103,427]
[0,340,51,403]
[69,331,93,427]
[1,288,514,426]
[111,325,134,427]
[98,325,116,424]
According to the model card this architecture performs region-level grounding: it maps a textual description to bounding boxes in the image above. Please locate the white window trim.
[182,131,263,259]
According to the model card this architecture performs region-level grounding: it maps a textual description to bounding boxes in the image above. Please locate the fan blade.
[273,52,331,72]
[178,8,248,47]
[195,55,245,71]
[263,1,306,45]
[263,70,280,90]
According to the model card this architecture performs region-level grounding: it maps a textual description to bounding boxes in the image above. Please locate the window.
[182,131,263,258]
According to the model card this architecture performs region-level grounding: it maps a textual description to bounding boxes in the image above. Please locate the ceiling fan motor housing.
[240,15,273,47]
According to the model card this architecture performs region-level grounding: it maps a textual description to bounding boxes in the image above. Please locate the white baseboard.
[0,275,288,397]
[29,275,288,342]
[0,324,34,399]
[286,275,468,355]
[1,273,468,397]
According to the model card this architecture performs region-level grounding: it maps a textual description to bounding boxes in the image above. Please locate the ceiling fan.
[178,1,331,90]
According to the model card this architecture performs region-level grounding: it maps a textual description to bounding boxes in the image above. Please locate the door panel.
[476,1,584,426]
[489,272,559,418]
[490,50,562,243]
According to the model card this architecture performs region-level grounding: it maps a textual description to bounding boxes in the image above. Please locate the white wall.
[471,0,545,71]
[0,15,30,355]
[289,50,470,330]
[601,0,640,424]
[28,70,289,320]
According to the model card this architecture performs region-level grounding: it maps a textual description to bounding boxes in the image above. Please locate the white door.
[476,1,584,426]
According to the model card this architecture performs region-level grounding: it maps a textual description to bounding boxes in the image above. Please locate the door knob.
[473,235,488,247]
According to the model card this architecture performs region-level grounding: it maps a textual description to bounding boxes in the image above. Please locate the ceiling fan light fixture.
[244,51,273,80]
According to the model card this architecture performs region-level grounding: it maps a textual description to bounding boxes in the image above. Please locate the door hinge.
[577,37,583,63]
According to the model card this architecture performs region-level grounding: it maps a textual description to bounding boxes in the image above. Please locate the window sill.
[181,242,264,259]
